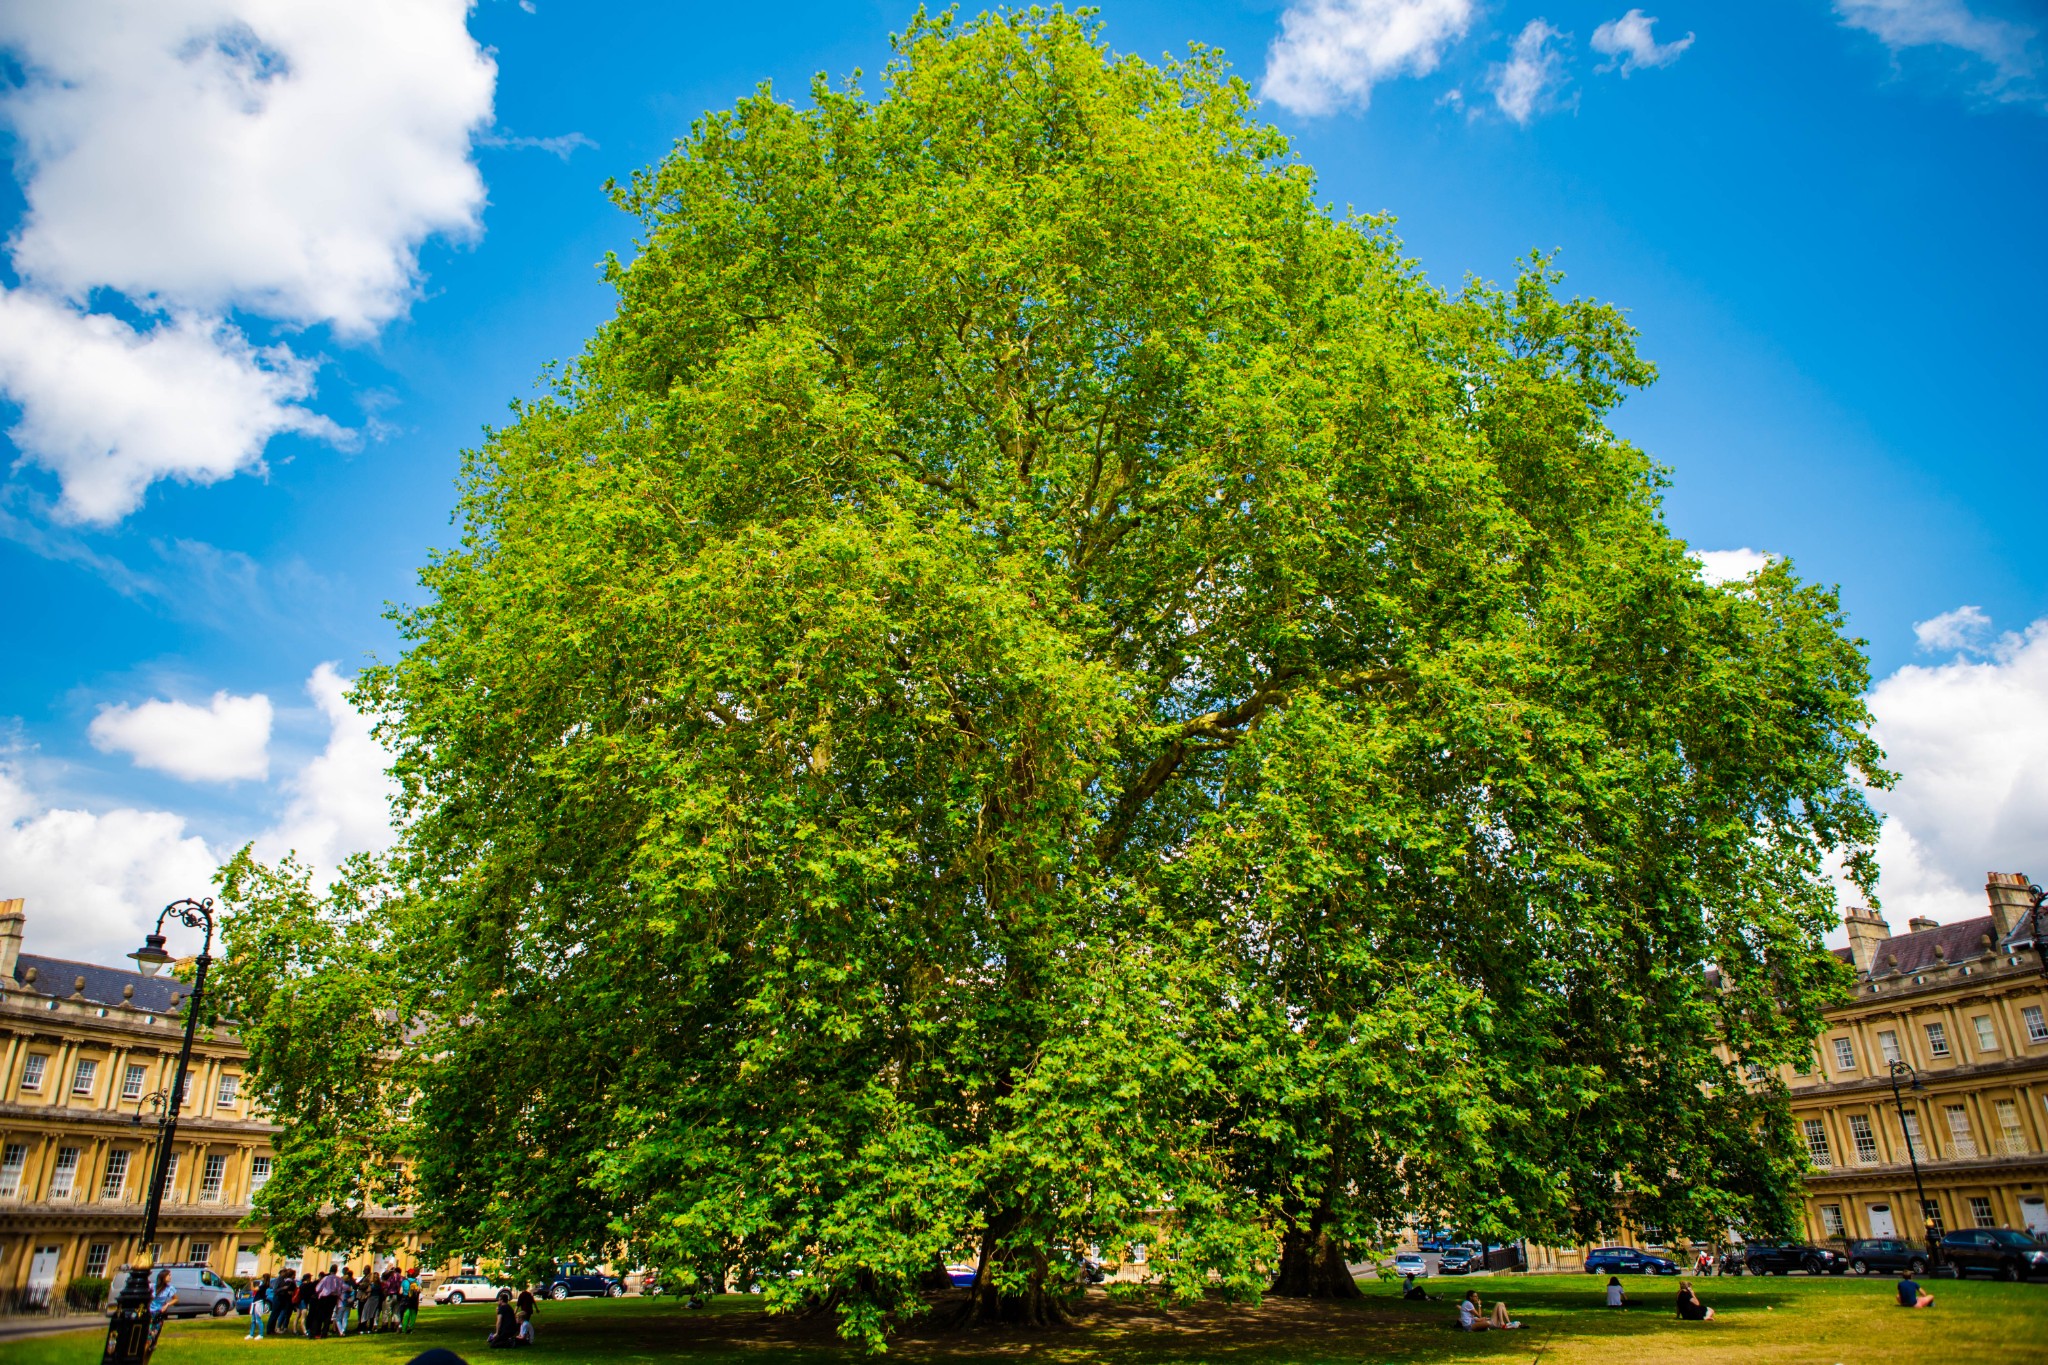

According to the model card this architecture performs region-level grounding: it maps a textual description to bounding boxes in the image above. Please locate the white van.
[145,1263,236,1318]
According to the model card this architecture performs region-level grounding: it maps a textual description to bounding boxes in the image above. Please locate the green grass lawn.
[3,1274,2042,1364]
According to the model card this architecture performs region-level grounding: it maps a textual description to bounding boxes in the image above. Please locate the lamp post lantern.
[1885,1059,1944,1274]
[102,898,216,1365]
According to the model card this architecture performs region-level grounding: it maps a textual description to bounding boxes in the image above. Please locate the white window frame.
[1832,1037,1856,1072]
[83,1244,111,1278]
[1877,1029,1901,1064]
[1819,1204,1845,1238]
[215,1074,239,1108]
[1925,1022,1951,1058]
[0,1142,25,1197]
[49,1146,79,1199]
[99,1149,130,1201]
[121,1064,146,1101]
[1969,1196,1995,1229]
[20,1053,46,1091]
[1902,1111,1925,1160]
[188,1240,211,1267]
[199,1153,227,1202]
[1944,1104,1977,1158]
[1847,1112,1880,1163]
[1972,1015,1998,1053]
[70,1059,98,1097]
[1802,1118,1833,1167]
[161,1154,180,1203]
[249,1155,272,1192]
[1996,1099,2027,1154]
[2026,1005,2048,1044]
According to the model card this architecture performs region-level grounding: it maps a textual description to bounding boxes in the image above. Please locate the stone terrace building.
[0,898,430,1306]
[1784,872,2048,1249]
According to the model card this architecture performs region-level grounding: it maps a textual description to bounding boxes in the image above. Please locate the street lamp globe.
[127,932,173,977]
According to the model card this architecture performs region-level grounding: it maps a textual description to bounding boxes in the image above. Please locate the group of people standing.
[243,1264,424,1340]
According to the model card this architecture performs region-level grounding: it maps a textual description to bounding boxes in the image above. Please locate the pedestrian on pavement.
[147,1269,177,1351]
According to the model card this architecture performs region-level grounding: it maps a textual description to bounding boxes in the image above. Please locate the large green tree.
[220,8,1885,1348]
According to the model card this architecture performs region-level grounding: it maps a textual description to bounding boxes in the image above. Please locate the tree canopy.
[215,9,1885,1349]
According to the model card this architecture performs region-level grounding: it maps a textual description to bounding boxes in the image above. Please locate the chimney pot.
[1986,872,2035,940]
[1907,915,1941,934]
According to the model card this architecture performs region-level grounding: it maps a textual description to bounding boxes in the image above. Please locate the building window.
[2026,1005,2048,1044]
[1802,1119,1834,1167]
[1819,1204,1845,1238]
[1922,1198,1943,1230]
[175,1070,191,1106]
[49,1147,79,1199]
[161,1154,180,1203]
[20,1054,46,1091]
[200,1154,227,1202]
[1832,1037,1856,1072]
[1968,1196,1995,1229]
[250,1156,272,1192]
[1847,1112,1880,1163]
[1902,1111,1926,1161]
[99,1150,130,1201]
[70,1059,98,1097]
[83,1244,111,1278]
[0,1143,25,1197]
[1924,1022,1950,1058]
[1944,1105,1977,1158]
[216,1074,239,1108]
[1876,1029,1901,1064]
[121,1064,146,1101]
[1972,1015,1998,1053]
[188,1241,211,1267]
[1996,1099,2027,1155]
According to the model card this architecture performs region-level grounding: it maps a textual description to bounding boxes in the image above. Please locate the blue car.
[1584,1246,1679,1276]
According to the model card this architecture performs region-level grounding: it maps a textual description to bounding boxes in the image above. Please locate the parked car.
[1845,1238,1928,1277]
[545,1263,625,1299]
[1414,1229,1457,1253]
[1584,1246,1679,1276]
[1436,1245,1482,1274]
[433,1274,514,1305]
[146,1264,235,1318]
[1938,1228,2048,1281]
[1724,1243,1848,1276]
[1391,1252,1428,1278]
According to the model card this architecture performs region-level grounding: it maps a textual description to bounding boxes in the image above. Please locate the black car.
[1724,1242,1848,1276]
[1584,1246,1679,1276]
[1938,1228,2048,1281]
[1440,1242,1526,1274]
[545,1264,625,1299]
[1845,1238,1928,1277]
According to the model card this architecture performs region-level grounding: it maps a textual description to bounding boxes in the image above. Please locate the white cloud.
[1834,0,2041,97]
[89,689,274,783]
[1912,603,1993,653]
[1591,9,1695,75]
[257,663,398,875]
[0,761,220,965]
[0,294,346,524]
[0,0,496,520]
[1261,0,1475,116]
[1490,20,1571,125]
[1863,614,2048,925]
[1693,546,1773,584]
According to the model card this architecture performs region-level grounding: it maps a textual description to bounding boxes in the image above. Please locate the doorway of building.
[2023,1197,2048,1236]
[1867,1203,1896,1238]
[27,1244,60,1306]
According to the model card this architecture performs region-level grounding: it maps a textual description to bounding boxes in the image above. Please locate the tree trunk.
[1270,1225,1362,1299]
[951,1217,1071,1328]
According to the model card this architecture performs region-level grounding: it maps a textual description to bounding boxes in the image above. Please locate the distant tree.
[225,9,1886,1348]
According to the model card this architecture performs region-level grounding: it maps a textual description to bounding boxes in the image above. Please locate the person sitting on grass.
[1401,1273,1430,1301]
[1458,1289,1522,1330]
[1896,1275,1934,1309]
[1676,1280,1714,1321]
[516,1308,535,1347]
[1605,1275,1628,1308]
[487,1288,524,1348]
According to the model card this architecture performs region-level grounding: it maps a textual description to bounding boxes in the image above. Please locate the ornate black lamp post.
[102,898,215,1365]
[1885,1059,1944,1273]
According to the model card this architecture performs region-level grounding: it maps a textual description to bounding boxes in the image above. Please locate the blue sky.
[0,0,2043,961]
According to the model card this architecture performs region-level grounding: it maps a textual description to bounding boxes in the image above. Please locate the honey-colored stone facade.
[0,899,430,1302]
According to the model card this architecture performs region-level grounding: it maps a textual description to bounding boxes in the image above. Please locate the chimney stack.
[1843,905,1890,973]
[0,898,23,984]
[1986,872,2036,941]
[1907,915,1941,934]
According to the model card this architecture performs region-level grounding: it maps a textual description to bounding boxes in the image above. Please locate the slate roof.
[11,952,191,1013]
[1863,914,2006,980]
